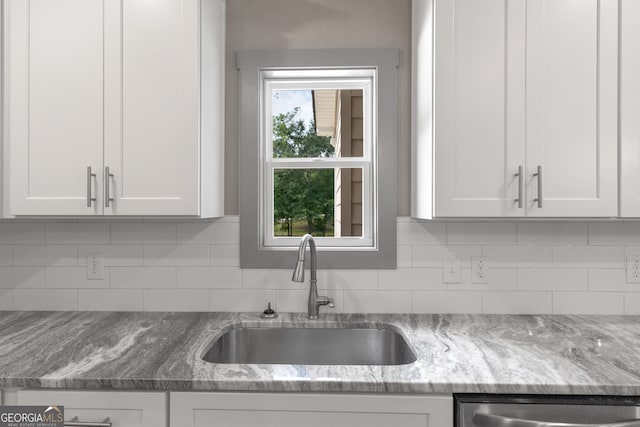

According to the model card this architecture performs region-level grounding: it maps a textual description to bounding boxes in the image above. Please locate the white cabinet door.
[16,390,167,427]
[170,392,453,427]
[433,0,526,217]
[5,0,104,215]
[525,0,618,217]
[620,0,640,217]
[103,0,201,216]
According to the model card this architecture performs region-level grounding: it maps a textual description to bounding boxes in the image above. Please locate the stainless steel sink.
[202,326,417,365]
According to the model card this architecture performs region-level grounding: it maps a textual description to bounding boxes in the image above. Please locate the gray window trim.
[238,48,398,269]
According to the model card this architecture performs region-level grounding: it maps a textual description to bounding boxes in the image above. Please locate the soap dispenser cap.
[261,302,278,319]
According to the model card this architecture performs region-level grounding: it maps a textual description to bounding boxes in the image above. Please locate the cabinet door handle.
[514,165,523,209]
[86,166,97,207]
[533,165,542,208]
[105,166,114,208]
[65,416,111,427]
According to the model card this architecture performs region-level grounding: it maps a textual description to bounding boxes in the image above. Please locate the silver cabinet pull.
[105,166,114,208]
[474,412,640,427]
[514,165,523,209]
[533,165,542,208]
[86,166,97,207]
[65,416,111,427]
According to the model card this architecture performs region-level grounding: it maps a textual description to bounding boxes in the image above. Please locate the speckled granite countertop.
[1,311,640,394]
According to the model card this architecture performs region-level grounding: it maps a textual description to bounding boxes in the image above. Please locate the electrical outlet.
[87,253,104,280]
[627,255,640,283]
[471,256,490,284]
[443,257,462,283]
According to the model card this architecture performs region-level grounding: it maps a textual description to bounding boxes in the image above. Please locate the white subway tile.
[625,246,640,256]
[517,268,588,291]
[343,291,412,313]
[143,245,209,267]
[446,268,517,291]
[378,268,445,291]
[589,222,640,245]
[0,289,12,310]
[413,291,482,314]
[397,222,446,245]
[243,269,294,289]
[0,246,12,266]
[211,244,240,267]
[318,269,379,290]
[482,291,552,314]
[397,245,412,268]
[78,289,143,311]
[0,267,44,289]
[624,293,640,314]
[588,269,629,292]
[483,245,552,268]
[276,289,343,313]
[177,221,240,244]
[13,289,77,311]
[211,289,277,312]
[447,223,516,245]
[110,267,176,289]
[0,223,45,244]
[144,289,210,312]
[45,267,109,289]
[553,292,623,315]
[111,223,176,244]
[517,223,587,246]
[13,245,77,267]
[412,245,481,268]
[78,245,143,267]
[553,246,624,268]
[177,267,242,289]
[45,223,110,244]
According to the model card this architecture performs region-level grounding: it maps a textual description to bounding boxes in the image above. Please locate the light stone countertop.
[1,311,639,394]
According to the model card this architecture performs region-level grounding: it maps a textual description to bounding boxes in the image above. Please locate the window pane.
[273,168,363,237]
[272,89,364,158]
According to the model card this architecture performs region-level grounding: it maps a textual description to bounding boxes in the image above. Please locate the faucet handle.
[317,295,335,309]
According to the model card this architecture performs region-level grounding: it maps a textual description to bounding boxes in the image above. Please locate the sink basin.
[202,326,417,365]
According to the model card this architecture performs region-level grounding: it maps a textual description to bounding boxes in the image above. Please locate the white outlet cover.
[626,255,640,284]
[471,256,490,284]
[87,253,105,280]
[443,257,462,284]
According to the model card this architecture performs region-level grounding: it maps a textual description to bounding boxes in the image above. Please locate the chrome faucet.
[292,234,334,319]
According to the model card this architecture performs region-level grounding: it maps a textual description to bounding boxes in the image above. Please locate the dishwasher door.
[456,395,640,427]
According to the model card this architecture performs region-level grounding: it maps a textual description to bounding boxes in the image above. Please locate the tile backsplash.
[0,216,639,315]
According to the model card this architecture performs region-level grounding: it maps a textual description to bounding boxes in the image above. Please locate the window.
[263,69,374,247]
[238,49,398,269]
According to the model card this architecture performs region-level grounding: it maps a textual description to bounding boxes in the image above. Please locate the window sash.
[264,162,374,248]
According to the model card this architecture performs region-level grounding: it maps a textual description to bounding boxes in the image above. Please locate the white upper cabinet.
[413,0,619,218]
[3,0,225,217]
[5,0,105,216]
[525,0,618,217]
[432,0,525,217]
[620,0,640,217]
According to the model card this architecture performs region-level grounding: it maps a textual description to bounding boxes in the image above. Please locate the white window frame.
[261,69,376,248]
[238,49,398,269]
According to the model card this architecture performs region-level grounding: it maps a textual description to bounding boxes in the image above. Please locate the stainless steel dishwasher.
[456,394,640,427]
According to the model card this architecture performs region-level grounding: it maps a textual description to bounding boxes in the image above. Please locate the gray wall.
[224,0,412,215]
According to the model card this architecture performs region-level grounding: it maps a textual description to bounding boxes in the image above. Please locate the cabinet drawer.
[170,392,452,427]
[16,390,167,427]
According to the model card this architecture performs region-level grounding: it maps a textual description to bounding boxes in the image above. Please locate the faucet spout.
[291,234,332,319]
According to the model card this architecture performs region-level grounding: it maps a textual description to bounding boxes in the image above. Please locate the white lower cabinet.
[13,390,167,427]
[170,392,453,427]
